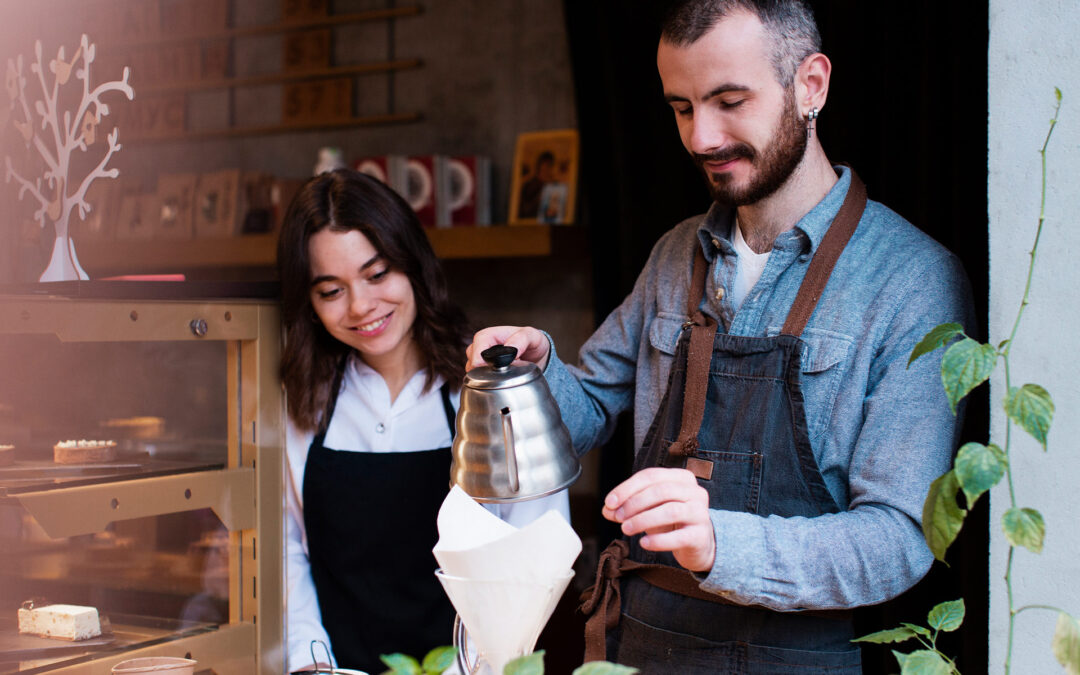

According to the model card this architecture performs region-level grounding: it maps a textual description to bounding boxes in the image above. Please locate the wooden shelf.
[77,226,571,275]
[112,5,424,49]
[140,59,422,95]
[127,112,423,143]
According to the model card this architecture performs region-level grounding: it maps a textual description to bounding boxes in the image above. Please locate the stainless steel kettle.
[451,345,581,502]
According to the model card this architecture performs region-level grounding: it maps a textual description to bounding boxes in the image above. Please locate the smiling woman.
[276,169,473,674]
[275,169,572,674]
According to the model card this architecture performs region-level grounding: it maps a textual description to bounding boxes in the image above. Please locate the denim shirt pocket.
[768,325,854,442]
[649,312,686,388]
[649,312,686,356]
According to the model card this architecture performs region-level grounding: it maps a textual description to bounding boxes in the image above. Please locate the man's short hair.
[660,0,821,87]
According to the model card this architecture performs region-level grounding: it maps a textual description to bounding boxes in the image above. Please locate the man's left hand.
[602,467,715,572]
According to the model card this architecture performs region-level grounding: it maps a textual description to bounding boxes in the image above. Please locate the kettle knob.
[480,345,518,369]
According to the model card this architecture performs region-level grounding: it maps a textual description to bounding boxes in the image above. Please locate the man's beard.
[693,89,808,207]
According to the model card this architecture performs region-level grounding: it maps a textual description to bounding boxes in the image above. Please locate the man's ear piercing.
[806,107,819,140]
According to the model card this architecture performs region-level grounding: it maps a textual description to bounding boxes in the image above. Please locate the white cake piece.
[17,604,101,640]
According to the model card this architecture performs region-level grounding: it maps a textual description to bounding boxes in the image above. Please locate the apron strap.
[581,540,739,662]
[669,246,720,459]
[781,171,867,336]
[314,353,350,444]
[439,381,456,439]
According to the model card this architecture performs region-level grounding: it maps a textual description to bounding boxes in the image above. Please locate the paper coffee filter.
[435,569,573,675]
[433,486,581,581]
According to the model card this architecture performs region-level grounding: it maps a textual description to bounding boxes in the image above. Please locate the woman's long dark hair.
[278,169,470,431]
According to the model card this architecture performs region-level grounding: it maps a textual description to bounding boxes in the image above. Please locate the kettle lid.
[463,345,541,390]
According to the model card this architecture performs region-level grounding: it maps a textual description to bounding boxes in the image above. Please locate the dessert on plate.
[18,602,102,640]
[53,439,117,464]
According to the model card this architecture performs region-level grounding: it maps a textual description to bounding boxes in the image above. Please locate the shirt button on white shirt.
[375,422,386,434]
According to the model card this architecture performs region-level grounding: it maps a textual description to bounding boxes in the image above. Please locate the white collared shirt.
[284,355,571,671]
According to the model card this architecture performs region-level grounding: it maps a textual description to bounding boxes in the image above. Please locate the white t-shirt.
[284,355,571,671]
[731,218,771,310]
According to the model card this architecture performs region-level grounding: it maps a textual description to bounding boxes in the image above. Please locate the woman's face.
[308,228,418,369]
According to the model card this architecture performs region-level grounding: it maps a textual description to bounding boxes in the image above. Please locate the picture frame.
[508,129,579,225]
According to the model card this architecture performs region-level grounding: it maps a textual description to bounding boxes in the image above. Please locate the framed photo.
[508,129,579,225]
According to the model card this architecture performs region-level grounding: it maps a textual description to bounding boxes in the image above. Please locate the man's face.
[657,11,807,206]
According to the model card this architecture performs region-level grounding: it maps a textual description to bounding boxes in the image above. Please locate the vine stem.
[1015,604,1067,616]
[1005,546,1016,674]
[1000,91,1061,675]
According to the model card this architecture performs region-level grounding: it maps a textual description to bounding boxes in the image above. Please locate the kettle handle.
[500,407,520,493]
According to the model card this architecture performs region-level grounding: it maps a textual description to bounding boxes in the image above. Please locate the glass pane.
[0,334,229,494]
[0,507,229,673]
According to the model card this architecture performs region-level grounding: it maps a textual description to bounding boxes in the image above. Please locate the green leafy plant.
[380,647,638,675]
[380,646,458,675]
[853,599,965,674]
[858,89,1079,674]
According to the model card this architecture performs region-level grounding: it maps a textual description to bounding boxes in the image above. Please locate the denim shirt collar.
[696,165,853,259]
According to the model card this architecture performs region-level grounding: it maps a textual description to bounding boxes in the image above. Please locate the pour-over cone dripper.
[435,569,573,675]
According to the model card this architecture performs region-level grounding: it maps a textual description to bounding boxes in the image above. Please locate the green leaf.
[852,626,919,644]
[1056,86,1063,103]
[928,599,965,632]
[1005,384,1054,450]
[900,623,932,638]
[922,470,967,562]
[1003,507,1045,553]
[940,338,997,413]
[1052,612,1080,675]
[954,442,1007,508]
[898,650,952,675]
[421,646,458,674]
[380,653,422,675]
[908,323,964,368]
[573,662,640,675]
[892,651,909,669]
[504,651,545,675]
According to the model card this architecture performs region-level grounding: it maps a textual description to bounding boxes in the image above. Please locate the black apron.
[302,365,457,673]
[582,173,868,674]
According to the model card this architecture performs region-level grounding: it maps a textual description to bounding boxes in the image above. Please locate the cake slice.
[18,603,102,640]
[53,440,117,464]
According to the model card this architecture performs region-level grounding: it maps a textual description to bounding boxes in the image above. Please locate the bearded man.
[467,1,974,672]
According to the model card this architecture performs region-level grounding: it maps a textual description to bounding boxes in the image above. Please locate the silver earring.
[806,107,819,140]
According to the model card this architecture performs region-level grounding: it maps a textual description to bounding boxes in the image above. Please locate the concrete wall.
[989,1,1080,670]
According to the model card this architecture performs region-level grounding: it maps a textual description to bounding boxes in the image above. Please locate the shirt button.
[714,287,725,301]
[711,237,721,249]
[375,423,385,434]
[799,253,810,262]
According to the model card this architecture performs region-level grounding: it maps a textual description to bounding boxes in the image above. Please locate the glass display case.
[0,283,283,674]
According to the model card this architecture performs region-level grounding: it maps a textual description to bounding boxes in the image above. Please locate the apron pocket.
[614,611,751,674]
[691,448,763,513]
[743,643,863,673]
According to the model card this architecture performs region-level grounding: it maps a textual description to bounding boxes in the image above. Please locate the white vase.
[39,234,89,282]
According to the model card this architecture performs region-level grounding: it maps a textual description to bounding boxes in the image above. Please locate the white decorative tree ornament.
[4,34,134,281]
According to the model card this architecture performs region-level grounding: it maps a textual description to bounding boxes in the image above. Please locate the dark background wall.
[562,1,989,673]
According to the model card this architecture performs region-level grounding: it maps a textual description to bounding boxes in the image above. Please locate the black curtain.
[562,2,989,673]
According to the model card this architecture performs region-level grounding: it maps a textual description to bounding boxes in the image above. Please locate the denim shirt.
[544,166,974,611]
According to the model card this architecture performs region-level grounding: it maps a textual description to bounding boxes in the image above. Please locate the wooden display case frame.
[0,292,283,674]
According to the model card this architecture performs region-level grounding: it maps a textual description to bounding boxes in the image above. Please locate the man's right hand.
[466,326,551,372]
